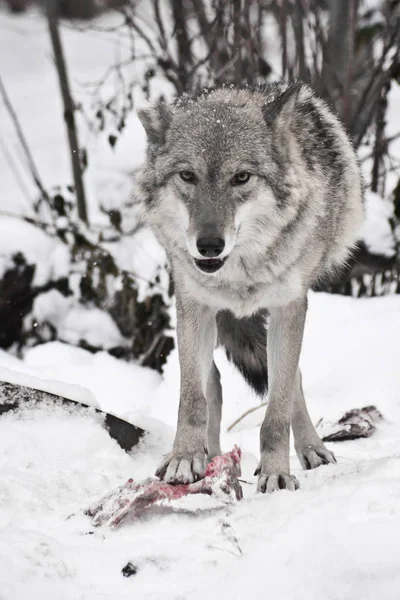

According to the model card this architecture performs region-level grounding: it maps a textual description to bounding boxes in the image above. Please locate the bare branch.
[152,0,169,55]
[0,76,48,199]
[122,5,158,56]
[0,133,32,205]
[189,0,213,50]
[227,402,267,433]
[351,25,400,144]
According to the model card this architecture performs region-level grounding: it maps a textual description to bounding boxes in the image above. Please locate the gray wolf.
[136,82,363,493]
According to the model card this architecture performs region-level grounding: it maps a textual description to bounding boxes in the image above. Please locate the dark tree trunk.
[169,0,193,92]
[292,0,308,83]
[232,0,242,82]
[44,0,88,224]
[371,82,390,194]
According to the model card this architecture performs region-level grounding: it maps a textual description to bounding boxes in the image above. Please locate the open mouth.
[194,257,226,274]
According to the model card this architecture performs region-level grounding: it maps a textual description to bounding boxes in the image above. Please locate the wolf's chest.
[186,268,303,317]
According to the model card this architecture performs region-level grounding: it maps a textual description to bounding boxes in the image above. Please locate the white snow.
[361,190,396,257]
[1,291,400,599]
[0,216,69,284]
[0,364,97,407]
[56,304,128,350]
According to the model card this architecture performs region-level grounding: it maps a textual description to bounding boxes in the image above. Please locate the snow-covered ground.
[1,291,400,600]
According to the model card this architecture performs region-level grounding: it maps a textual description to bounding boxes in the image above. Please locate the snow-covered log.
[0,379,145,452]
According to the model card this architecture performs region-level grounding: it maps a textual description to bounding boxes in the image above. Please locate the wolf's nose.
[196,236,225,258]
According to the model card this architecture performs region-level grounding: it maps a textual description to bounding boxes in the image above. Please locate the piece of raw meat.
[86,446,243,528]
[321,405,383,442]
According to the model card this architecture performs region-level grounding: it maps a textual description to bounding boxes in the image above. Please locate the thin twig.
[0,75,48,199]
[351,26,400,144]
[0,209,53,231]
[0,134,32,205]
[152,0,168,54]
[122,6,158,56]
[226,401,267,433]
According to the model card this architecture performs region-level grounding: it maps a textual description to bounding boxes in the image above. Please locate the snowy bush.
[0,186,173,370]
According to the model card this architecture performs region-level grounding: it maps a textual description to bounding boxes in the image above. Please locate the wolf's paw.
[296,443,336,470]
[254,469,300,493]
[155,450,207,484]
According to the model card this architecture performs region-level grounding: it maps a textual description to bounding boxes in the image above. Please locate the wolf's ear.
[262,83,302,126]
[137,102,173,146]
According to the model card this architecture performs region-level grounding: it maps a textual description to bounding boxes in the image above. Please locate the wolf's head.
[137,84,302,275]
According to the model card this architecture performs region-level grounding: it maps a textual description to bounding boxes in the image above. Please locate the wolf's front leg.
[255,297,307,493]
[156,295,216,484]
[292,369,336,469]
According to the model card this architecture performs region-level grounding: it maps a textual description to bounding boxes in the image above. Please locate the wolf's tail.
[216,310,268,396]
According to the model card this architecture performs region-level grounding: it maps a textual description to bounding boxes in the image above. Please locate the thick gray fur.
[136,82,364,492]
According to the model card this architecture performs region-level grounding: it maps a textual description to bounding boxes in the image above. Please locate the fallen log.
[0,379,145,452]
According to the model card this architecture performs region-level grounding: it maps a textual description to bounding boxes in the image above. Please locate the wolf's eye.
[179,170,197,184]
[232,172,251,185]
